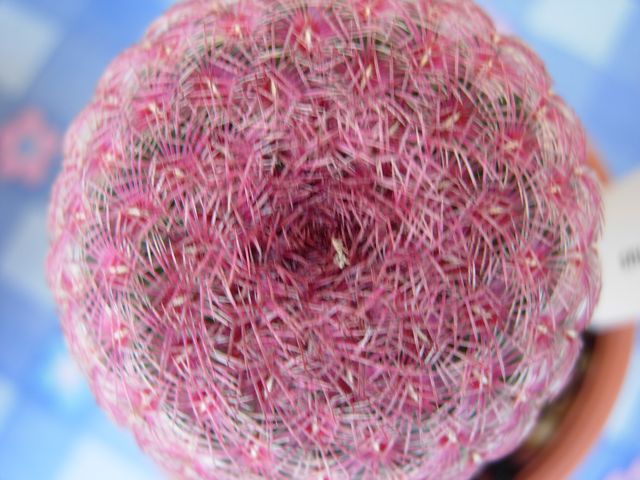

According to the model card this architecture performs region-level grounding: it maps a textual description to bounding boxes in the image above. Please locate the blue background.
[0,0,639,478]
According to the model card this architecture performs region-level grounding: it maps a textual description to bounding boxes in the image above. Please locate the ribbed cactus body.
[46,1,602,478]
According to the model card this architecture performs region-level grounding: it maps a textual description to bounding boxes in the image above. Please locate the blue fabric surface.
[0,1,639,478]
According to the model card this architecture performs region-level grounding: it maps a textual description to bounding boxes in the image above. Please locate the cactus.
[46,0,602,478]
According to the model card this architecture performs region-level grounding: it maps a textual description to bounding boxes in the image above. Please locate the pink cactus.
[46,0,602,478]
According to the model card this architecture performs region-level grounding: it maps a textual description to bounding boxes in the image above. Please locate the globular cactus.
[46,0,602,478]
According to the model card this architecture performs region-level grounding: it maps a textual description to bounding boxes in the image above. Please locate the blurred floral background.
[0,0,638,478]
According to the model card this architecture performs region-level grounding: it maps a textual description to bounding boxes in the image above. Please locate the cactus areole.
[46,0,602,478]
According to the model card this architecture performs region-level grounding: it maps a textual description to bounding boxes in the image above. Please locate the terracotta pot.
[482,150,636,479]
[516,326,634,480]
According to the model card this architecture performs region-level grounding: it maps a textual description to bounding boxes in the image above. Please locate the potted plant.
[46,1,633,478]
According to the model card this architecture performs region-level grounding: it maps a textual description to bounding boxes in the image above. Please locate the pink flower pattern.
[0,108,60,186]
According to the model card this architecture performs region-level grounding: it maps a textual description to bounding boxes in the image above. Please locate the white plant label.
[592,169,640,330]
